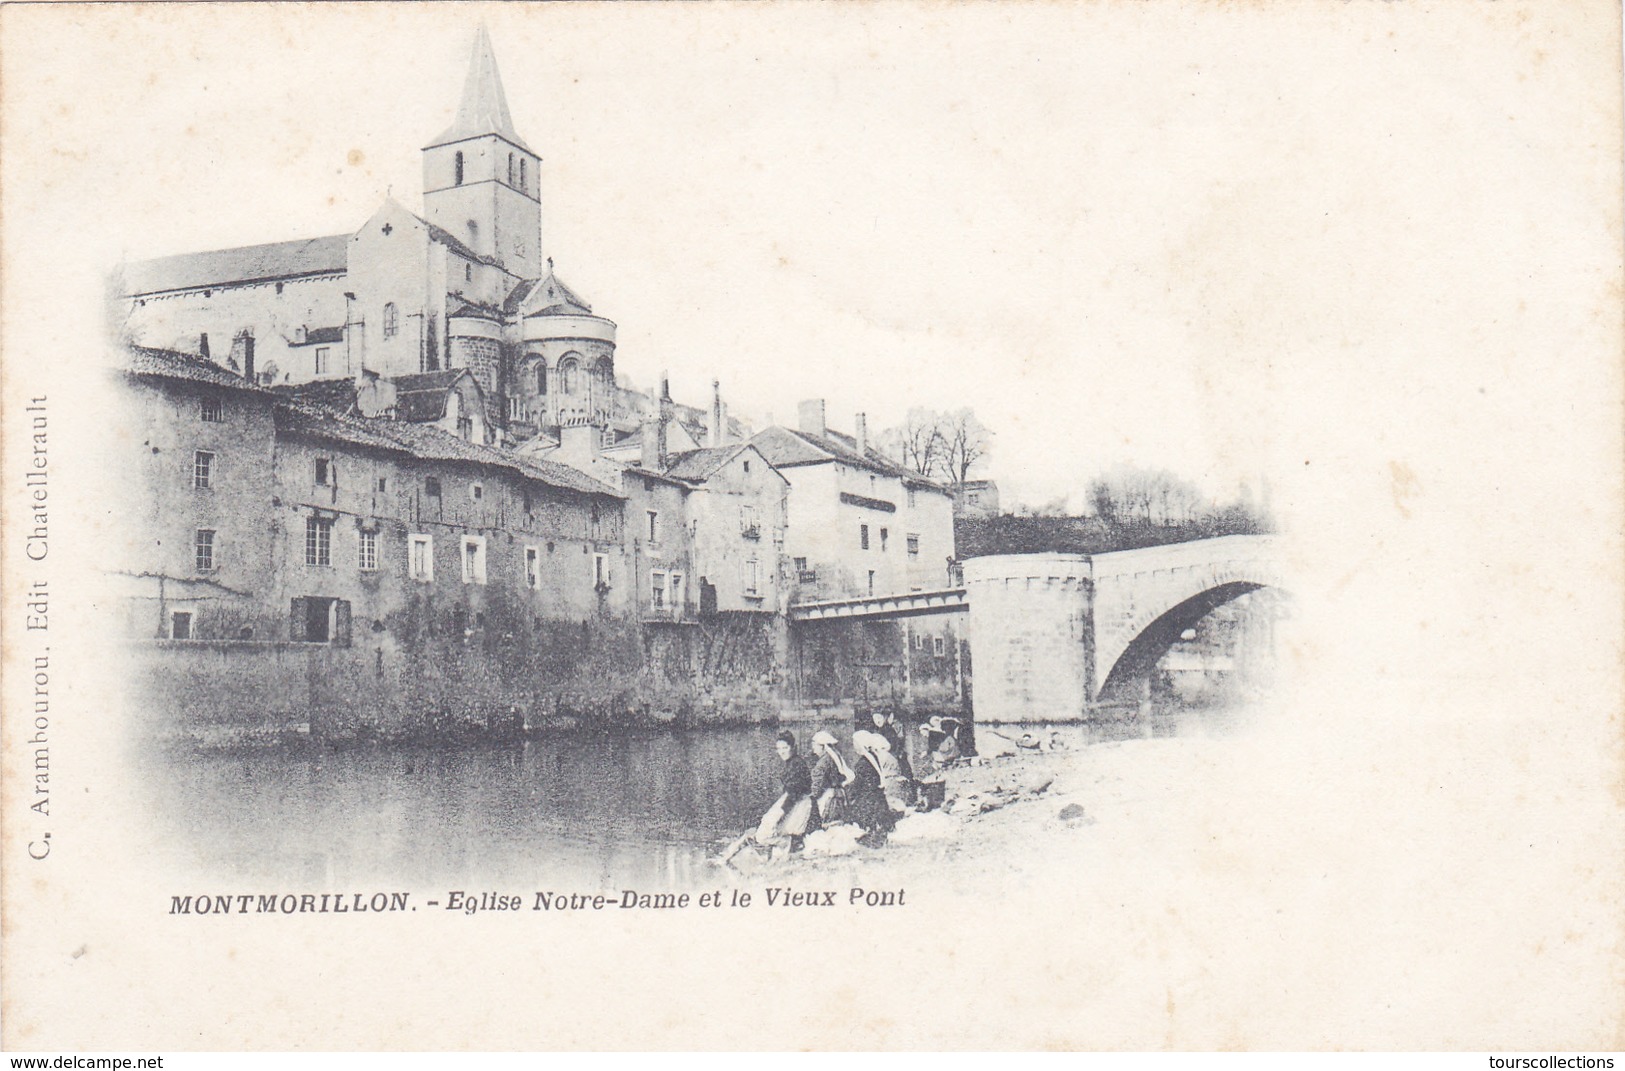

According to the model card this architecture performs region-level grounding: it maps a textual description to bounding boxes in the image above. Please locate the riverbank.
[721,728,1215,887]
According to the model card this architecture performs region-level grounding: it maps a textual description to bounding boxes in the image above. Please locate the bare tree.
[939,408,992,488]
[1085,465,1207,528]
[878,407,948,478]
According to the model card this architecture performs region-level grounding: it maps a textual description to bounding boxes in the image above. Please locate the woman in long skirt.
[751,729,819,855]
[849,731,900,847]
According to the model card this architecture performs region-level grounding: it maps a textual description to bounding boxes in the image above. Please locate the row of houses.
[114,345,959,680]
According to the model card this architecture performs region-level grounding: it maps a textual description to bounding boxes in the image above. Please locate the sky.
[5,1,1617,528]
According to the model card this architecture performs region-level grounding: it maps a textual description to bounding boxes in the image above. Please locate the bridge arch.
[1087,537,1283,701]
[1095,580,1272,700]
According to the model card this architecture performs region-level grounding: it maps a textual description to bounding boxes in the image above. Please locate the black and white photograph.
[2,1,1621,1054]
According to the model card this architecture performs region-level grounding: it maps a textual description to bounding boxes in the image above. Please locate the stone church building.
[118,26,688,451]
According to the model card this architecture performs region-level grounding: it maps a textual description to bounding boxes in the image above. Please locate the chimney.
[559,418,598,461]
[243,336,255,384]
[798,399,826,439]
[708,379,723,448]
[199,332,211,360]
[640,415,661,471]
[854,412,868,456]
[657,372,673,466]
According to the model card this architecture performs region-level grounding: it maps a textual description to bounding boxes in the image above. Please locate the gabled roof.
[123,234,350,296]
[517,265,592,316]
[123,345,267,393]
[752,425,946,489]
[425,219,502,270]
[393,369,480,423]
[274,401,621,499]
[270,379,358,413]
[663,445,746,483]
[425,26,532,153]
[291,326,345,346]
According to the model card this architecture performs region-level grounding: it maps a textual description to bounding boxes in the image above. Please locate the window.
[907,533,920,557]
[860,524,870,550]
[880,527,889,553]
[192,451,213,490]
[744,557,760,595]
[914,631,926,650]
[651,571,667,609]
[170,611,193,640]
[195,529,215,572]
[519,157,527,191]
[315,458,330,486]
[457,417,473,441]
[199,396,223,423]
[740,504,758,534]
[425,476,441,498]
[908,488,918,509]
[559,357,579,394]
[669,573,684,611]
[536,364,547,394]
[507,152,515,185]
[525,546,540,589]
[465,261,473,283]
[934,635,947,657]
[461,536,487,585]
[470,482,483,501]
[377,476,387,493]
[646,510,659,544]
[867,570,876,595]
[305,516,333,566]
[315,347,330,375]
[409,534,433,581]
[359,529,377,572]
[593,553,609,590]
[454,151,464,186]
[383,303,399,339]
[743,460,751,473]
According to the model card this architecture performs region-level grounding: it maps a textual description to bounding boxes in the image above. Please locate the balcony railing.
[741,524,761,541]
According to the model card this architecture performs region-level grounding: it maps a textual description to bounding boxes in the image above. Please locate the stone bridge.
[961,535,1283,722]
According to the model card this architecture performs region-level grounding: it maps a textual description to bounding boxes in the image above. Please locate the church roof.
[425,26,532,153]
[514,268,593,316]
[123,234,350,296]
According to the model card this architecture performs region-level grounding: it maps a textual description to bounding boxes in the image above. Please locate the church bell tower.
[422,27,543,279]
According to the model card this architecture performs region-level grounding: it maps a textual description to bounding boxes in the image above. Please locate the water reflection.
[145,709,1230,890]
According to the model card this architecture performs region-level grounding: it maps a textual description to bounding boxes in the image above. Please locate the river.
[143,711,1224,890]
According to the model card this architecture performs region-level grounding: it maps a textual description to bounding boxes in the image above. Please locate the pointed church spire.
[427,25,531,151]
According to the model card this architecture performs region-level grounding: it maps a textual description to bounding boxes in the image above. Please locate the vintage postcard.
[2,0,1621,1053]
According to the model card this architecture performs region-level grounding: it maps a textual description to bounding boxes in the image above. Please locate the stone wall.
[963,555,1093,723]
[124,610,790,744]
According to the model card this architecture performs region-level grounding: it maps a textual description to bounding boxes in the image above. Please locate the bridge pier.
[962,555,1095,723]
